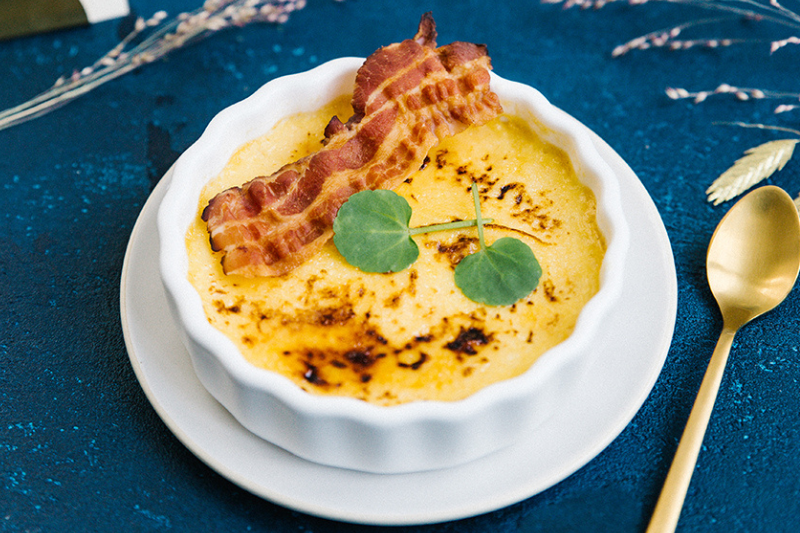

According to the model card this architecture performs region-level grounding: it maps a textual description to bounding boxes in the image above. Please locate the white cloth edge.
[80,0,130,23]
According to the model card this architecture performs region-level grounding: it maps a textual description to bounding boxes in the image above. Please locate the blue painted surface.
[2,1,800,531]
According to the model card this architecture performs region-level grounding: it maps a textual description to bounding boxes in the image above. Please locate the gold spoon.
[647,185,800,533]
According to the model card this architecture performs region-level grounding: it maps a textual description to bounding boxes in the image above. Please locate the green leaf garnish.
[332,189,419,273]
[453,182,541,306]
[454,237,541,306]
[333,183,540,306]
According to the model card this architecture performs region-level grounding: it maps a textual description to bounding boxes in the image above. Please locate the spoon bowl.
[647,185,800,532]
[707,186,800,329]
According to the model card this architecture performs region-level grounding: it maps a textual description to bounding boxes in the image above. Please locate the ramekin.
[157,57,629,474]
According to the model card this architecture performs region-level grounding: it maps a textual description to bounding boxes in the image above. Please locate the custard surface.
[186,95,605,405]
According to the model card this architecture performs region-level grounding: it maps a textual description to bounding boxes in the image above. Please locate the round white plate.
[120,130,677,526]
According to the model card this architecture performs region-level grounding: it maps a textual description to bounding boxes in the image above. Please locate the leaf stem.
[407,217,493,236]
[470,181,487,249]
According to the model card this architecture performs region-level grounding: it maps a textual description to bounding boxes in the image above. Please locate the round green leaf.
[454,237,542,306]
[333,190,419,273]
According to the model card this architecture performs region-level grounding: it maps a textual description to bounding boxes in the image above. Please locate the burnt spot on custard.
[212,297,243,315]
[285,313,496,395]
[298,346,385,389]
[541,279,558,303]
[497,182,520,200]
[418,155,430,171]
[303,362,327,386]
[435,149,449,169]
[313,306,356,326]
[445,326,492,355]
[427,235,479,269]
[507,188,563,232]
[428,148,504,195]
[398,352,428,370]
[382,269,418,307]
[344,347,379,368]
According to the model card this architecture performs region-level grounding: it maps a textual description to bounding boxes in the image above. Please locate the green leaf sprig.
[332,182,542,306]
[454,183,542,306]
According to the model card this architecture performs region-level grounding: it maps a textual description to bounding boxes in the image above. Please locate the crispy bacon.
[202,13,503,277]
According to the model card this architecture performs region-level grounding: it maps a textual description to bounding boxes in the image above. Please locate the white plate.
[120,129,676,526]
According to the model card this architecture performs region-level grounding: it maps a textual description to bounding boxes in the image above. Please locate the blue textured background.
[2,1,800,531]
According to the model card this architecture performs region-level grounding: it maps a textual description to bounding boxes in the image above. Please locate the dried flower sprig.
[702,123,800,204]
[706,137,799,204]
[0,0,307,133]
[545,0,800,56]
[545,0,800,206]
[665,83,800,112]
[545,0,800,29]
[608,17,753,57]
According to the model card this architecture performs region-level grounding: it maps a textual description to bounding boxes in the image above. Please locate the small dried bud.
[206,16,228,31]
[611,44,628,57]
[108,43,125,58]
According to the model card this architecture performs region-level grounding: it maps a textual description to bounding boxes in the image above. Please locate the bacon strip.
[202,13,503,277]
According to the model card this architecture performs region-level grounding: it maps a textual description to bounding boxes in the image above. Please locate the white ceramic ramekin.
[157,57,629,474]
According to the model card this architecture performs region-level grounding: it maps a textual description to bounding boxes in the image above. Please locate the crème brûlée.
[185,95,606,406]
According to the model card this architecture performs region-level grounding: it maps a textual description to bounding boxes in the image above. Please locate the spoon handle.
[646,326,736,533]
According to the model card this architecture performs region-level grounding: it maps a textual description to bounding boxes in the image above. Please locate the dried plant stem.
[546,0,800,53]
[0,0,307,132]
[0,62,136,131]
[713,121,800,136]
[547,0,800,204]
[665,83,800,113]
